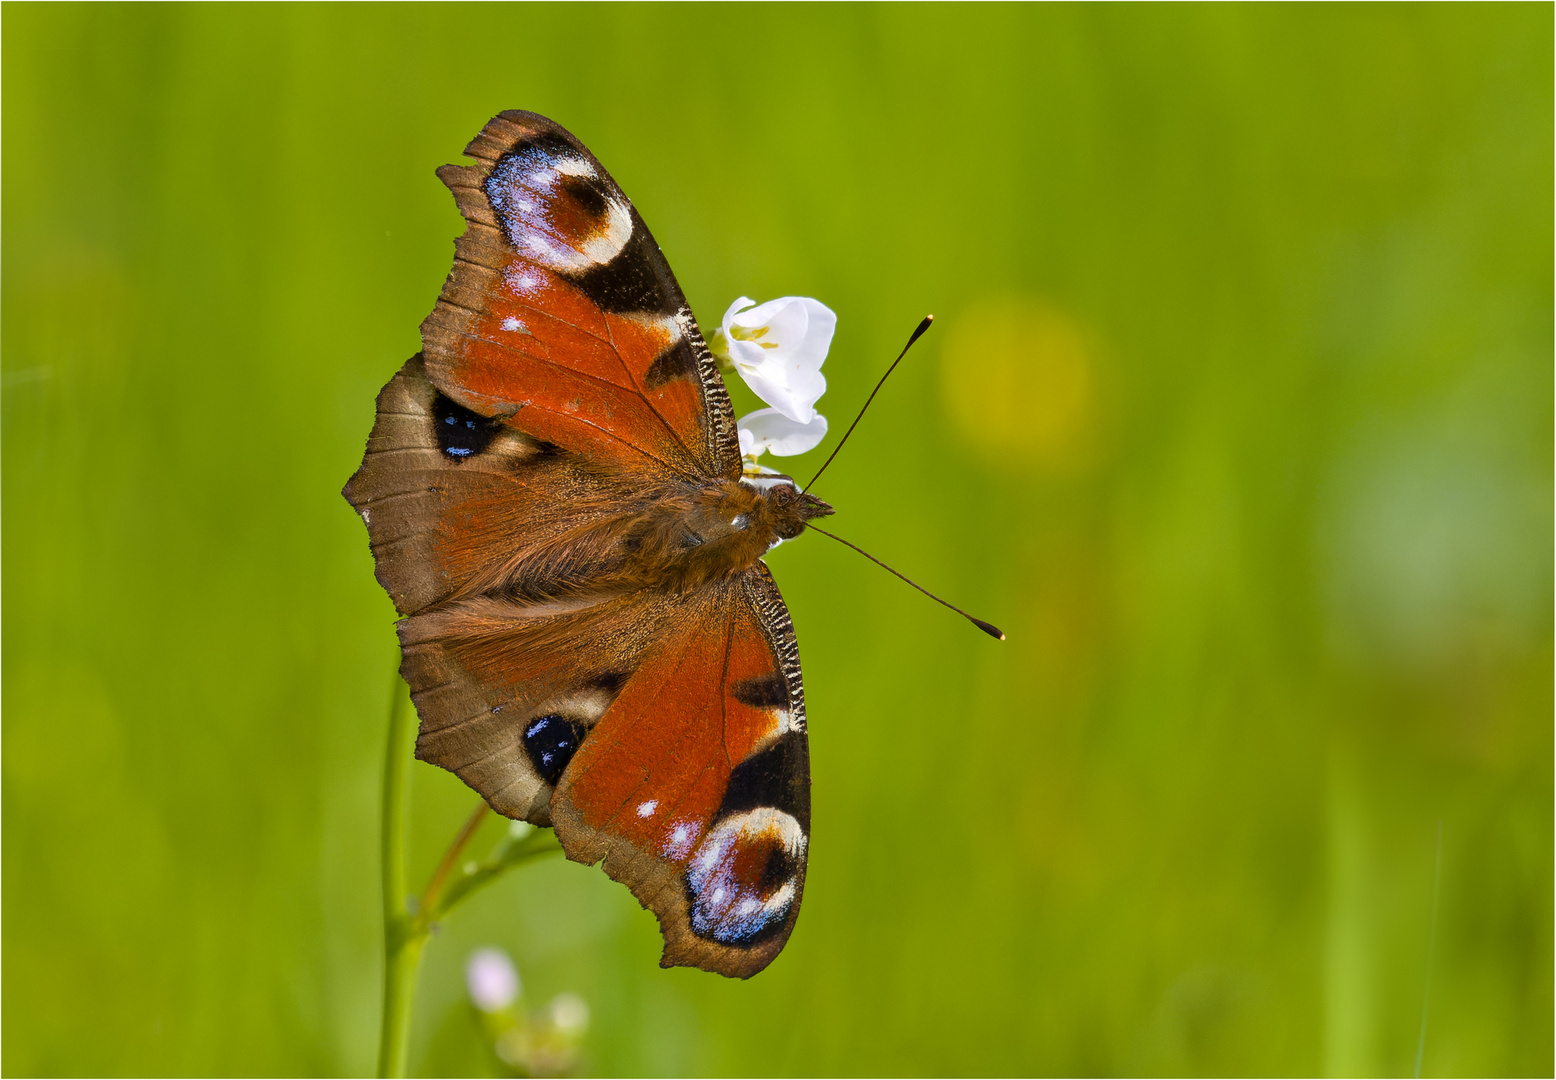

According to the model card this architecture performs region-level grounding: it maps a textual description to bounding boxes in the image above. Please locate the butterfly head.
[765,482,834,540]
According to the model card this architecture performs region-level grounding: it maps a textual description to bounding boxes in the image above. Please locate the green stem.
[373,676,563,1078]
[434,819,559,917]
[378,676,418,1078]
[380,930,425,1079]
[420,802,492,918]
[1413,820,1445,1079]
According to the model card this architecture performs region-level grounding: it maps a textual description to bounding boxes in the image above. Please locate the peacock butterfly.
[344,111,834,978]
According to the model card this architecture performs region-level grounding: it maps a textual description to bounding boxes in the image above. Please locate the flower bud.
[548,992,591,1037]
[466,947,520,1013]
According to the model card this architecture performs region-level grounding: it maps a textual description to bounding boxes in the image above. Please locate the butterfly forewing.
[344,111,815,978]
[345,356,621,615]
[422,110,740,480]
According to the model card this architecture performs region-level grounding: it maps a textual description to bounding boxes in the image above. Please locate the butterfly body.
[346,112,826,977]
[607,477,832,596]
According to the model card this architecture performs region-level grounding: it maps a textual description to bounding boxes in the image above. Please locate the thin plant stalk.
[378,677,419,1078]
[376,675,561,1078]
[1413,820,1445,1079]
[421,802,493,915]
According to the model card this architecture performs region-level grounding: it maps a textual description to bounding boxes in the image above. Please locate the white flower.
[711,296,836,423]
[738,408,828,459]
[466,947,520,1012]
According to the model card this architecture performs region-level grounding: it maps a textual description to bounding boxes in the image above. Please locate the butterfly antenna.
[803,315,934,494]
[807,523,1005,640]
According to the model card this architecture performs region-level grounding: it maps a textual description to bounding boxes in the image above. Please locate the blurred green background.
[4,4,1550,1076]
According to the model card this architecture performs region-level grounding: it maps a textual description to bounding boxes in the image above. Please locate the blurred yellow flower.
[941,296,1101,472]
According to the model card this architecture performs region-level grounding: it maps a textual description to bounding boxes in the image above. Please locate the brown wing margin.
[549,564,811,978]
[420,110,742,482]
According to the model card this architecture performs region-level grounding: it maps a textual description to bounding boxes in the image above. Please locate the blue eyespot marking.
[684,808,806,947]
[432,392,502,460]
[522,714,587,785]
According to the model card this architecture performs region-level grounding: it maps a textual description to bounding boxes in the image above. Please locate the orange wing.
[391,561,810,978]
[343,356,664,617]
[551,565,809,978]
[423,110,740,482]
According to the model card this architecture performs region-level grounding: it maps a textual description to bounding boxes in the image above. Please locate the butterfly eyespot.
[684,807,807,947]
[522,714,589,786]
[431,392,503,461]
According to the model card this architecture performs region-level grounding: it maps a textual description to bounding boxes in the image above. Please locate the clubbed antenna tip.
[971,618,1006,641]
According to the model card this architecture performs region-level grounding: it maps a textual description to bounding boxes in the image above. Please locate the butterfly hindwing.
[399,590,671,825]
[391,555,813,977]
[550,564,810,978]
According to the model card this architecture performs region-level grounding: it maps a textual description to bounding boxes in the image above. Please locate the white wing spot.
[501,316,525,332]
[660,819,701,859]
[503,266,542,296]
[577,195,633,266]
[636,799,658,818]
[552,155,596,178]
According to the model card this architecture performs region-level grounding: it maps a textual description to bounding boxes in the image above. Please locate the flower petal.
[783,366,827,411]
[725,336,771,371]
[737,407,829,457]
[754,298,810,348]
[727,295,789,329]
[736,366,817,424]
[721,296,757,325]
[785,297,836,368]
